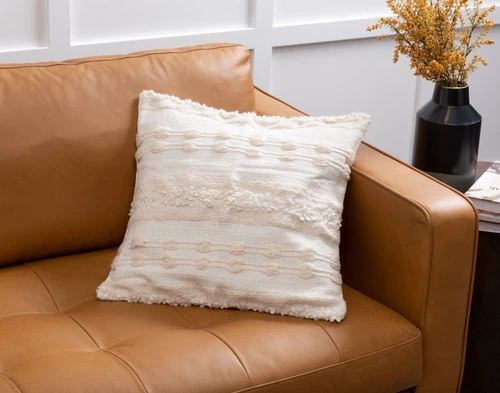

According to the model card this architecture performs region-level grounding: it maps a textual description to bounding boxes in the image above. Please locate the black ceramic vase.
[412,84,481,192]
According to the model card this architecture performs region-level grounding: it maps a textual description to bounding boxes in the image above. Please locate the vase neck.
[432,85,470,106]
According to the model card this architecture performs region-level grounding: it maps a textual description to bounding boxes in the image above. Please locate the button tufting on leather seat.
[0,248,421,393]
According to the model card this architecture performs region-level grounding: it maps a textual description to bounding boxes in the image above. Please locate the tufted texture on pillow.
[97,91,370,322]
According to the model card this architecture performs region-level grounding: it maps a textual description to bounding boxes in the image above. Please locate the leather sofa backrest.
[0,43,254,267]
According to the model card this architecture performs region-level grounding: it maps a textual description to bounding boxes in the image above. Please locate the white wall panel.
[274,0,388,26]
[271,39,417,161]
[0,0,47,51]
[70,0,252,45]
[470,25,500,163]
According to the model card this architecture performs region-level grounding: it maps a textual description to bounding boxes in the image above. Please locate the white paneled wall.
[0,0,47,51]
[274,0,388,25]
[1,0,499,161]
[70,0,252,45]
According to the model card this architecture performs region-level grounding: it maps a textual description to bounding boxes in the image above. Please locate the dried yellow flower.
[368,0,496,87]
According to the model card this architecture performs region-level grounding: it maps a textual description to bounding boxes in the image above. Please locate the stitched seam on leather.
[23,264,59,312]
[313,320,344,361]
[64,314,149,393]
[64,312,101,350]
[172,308,252,386]
[201,328,254,387]
[0,311,55,321]
[0,44,245,70]
[233,331,422,393]
[59,296,96,313]
[101,350,148,393]
[0,373,22,393]
[171,307,195,328]
[458,222,479,392]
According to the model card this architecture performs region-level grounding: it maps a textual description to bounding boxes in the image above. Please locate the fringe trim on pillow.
[139,90,371,132]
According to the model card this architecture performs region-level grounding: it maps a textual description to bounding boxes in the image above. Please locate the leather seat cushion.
[0,249,422,393]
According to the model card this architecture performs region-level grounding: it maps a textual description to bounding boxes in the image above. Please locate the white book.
[465,161,500,214]
[477,209,500,224]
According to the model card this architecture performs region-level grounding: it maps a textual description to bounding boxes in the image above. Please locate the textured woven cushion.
[97,91,370,322]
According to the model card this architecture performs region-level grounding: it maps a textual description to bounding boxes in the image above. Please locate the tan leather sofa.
[0,43,478,393]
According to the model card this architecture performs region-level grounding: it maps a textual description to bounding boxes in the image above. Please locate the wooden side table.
[460,162,500,393]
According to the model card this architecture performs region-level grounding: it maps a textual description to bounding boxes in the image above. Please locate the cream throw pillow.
[97,91,370,322]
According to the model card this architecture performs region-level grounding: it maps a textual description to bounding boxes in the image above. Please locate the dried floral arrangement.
[368,0,496,87]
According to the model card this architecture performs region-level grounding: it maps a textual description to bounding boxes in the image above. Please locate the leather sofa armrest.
[253,86,478,393]
[340,142,477,393]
